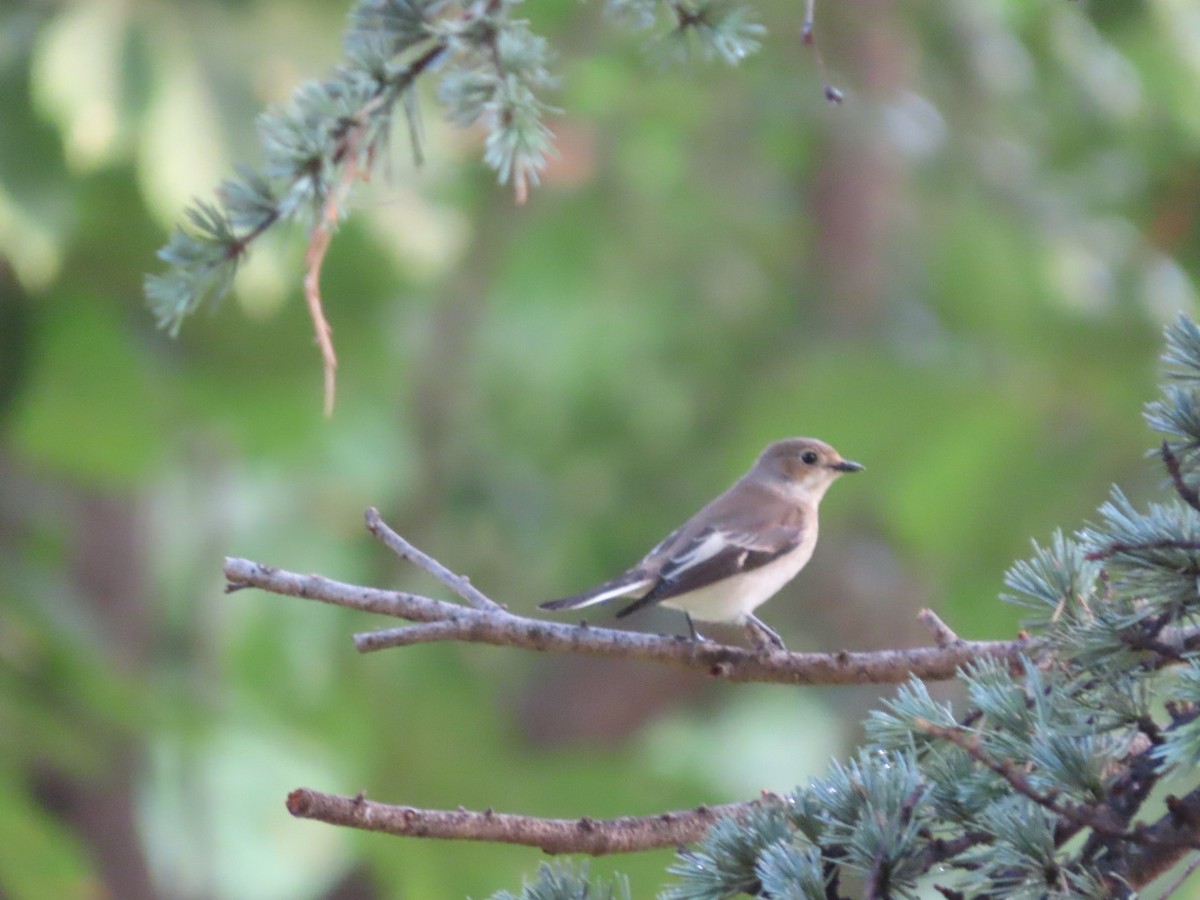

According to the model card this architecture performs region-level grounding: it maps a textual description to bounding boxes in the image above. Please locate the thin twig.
[285,787,772,855]
[223,556,1034,686]
[1156,855,1200,900]
[918,608,961,647]
[1161,441,1200,513]
[365,507,504,611]
[798,0,843,104]
[297,40,449,418]
[304,118,367,418]
[304,212,339,419]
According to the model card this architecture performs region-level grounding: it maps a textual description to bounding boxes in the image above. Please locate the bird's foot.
[744,615,787,652]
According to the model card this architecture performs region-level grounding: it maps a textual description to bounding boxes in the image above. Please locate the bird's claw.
[744,616,787,652]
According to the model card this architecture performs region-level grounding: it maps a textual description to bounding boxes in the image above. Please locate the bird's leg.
[744,615,787,652]
[684,613,711,643]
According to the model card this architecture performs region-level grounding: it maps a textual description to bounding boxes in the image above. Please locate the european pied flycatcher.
[539,437,862,649]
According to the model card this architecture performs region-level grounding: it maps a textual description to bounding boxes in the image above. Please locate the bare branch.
[223,555,1034,686]
[365,507,503,611]
[356,620,468,649]
[285,787,769,855]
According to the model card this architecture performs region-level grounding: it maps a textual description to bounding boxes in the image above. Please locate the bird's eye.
[801,450,819,465]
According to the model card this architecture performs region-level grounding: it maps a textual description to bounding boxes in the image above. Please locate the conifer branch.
[913,719,1135,843]
[145,0,558,402]
[292,779,1200,891]
[144,0,839,415]
[1085,538,1200,561]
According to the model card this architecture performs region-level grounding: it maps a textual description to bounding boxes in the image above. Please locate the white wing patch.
[661,530,757,581]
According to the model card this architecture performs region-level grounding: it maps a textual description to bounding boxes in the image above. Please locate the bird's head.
[754,437,863,503]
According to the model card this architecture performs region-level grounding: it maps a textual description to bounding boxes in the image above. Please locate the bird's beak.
[831,459,864,473]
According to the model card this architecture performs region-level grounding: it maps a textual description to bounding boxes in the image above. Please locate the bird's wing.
[615,496,807,618]
[537,521,691,612]
[540,481,804,616]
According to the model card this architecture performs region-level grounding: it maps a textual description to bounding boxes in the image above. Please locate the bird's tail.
[538,572,654,611]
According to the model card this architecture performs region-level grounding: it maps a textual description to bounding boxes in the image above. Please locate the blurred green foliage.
[0,0,1198,897]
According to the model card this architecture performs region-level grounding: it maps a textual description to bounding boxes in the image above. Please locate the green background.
[1,0,1198,896]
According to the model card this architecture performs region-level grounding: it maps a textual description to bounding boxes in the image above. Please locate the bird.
[539,437,863,650]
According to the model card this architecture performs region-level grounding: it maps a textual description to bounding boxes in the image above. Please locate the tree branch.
[1161,441,1200,514]
[222,551,1033,686]
[918,725,1200,892]
[1122,786,1200,888]
[222,508,1200,688]
[914,720,1153,846]
[285,787,770,855]
[224,509,1200,884]
[220,510,1043,685]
